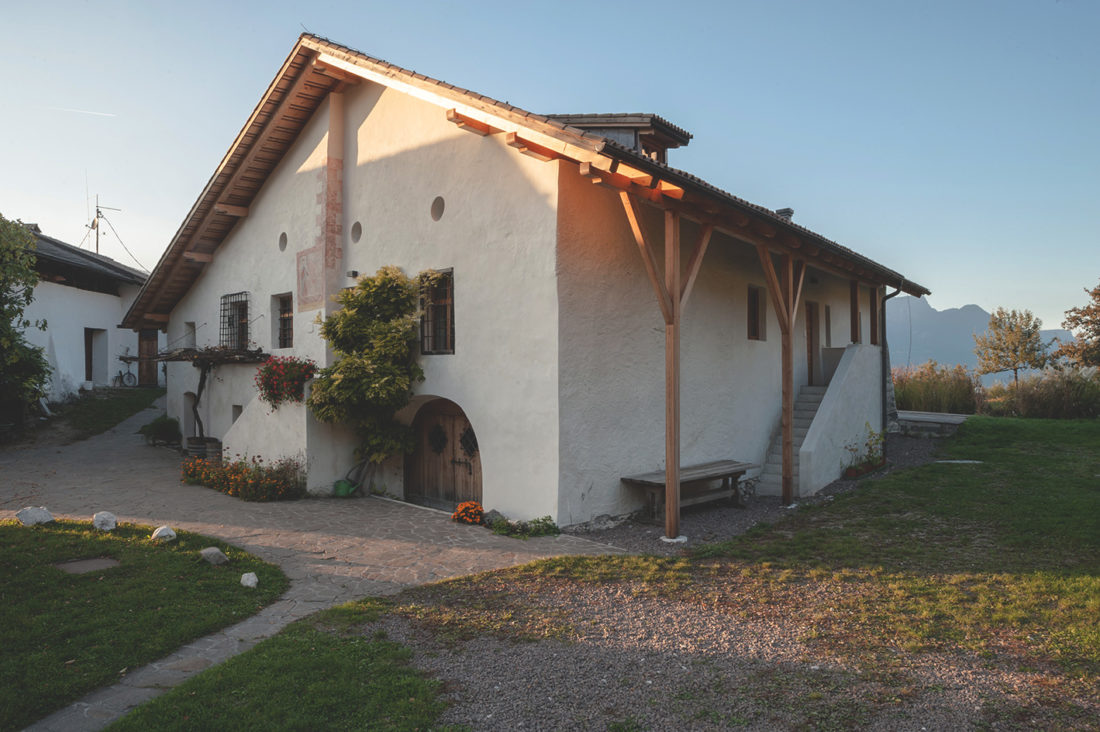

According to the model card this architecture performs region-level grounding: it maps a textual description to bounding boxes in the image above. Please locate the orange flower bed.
[181,455,305,502]
[451,501,483,525]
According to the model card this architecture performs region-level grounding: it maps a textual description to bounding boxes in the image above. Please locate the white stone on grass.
[93,511,117,531]
[240,572,258,588]
[16,506,53,526]
[151,526,176,543]
[200,547,229,565]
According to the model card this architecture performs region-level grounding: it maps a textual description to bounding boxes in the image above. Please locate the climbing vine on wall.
[307,266,425,464]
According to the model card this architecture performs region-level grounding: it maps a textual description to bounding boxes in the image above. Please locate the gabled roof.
[29,224,146,288]
[122,34,927,330]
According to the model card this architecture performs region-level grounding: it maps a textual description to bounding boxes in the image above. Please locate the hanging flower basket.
[254,356,317,409]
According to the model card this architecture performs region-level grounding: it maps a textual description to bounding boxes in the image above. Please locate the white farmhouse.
[23,225,165,401]
[122,35,928,536]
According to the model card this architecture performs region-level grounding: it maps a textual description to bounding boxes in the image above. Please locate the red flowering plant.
[254,356,317,409]
[451,501,483,525]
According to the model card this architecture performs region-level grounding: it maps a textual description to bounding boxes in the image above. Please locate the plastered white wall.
[556,168,788,525]
[799,344,883,494]
[555,165,884,522]
[164,98,334,471]
[23,280,165,401]
[341,83,561,520]
[165,82,561,514]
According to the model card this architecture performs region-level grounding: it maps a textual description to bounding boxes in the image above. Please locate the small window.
[747,285,766,341]
[824,306,832,348]
[184,322,197,349]
[220,292,250,350]
[420,270,454,355]
[232,405,243,423]
[273,294,293,349]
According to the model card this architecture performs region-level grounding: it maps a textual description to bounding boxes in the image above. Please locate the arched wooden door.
[405,399,482,511]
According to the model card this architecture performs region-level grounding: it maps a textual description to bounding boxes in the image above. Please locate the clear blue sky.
[2,0,1097,327]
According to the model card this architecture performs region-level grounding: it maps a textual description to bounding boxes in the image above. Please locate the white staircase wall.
[799,344,883,496]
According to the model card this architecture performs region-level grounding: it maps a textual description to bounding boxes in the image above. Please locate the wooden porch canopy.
[121,34,928,539]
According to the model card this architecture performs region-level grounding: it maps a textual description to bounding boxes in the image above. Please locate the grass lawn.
[0,519,287,730]
[109,416,1099,729]
[110,600,450,732]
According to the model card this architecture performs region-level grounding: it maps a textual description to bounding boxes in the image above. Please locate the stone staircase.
[757,385,827,495]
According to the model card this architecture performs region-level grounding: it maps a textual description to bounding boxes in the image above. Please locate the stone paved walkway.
[0,399,623,730]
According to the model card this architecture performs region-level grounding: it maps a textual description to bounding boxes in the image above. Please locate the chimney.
[775,208,794,221]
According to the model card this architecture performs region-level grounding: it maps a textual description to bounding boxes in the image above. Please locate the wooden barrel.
[185,437,207,459]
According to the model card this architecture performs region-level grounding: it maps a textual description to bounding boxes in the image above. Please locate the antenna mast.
[89,194,122,254]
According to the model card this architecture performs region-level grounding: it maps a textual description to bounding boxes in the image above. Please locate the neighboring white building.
[23,225,165,402]
[123,35,928,531]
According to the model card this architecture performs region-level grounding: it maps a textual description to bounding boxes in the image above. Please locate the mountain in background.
[885,296,1072,382]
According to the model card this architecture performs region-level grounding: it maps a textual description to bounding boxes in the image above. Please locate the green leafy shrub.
[982,367,1100,419]
[892,361,979,414]
[0,214,51,427]
[307,266,424,463]
[137,414,181,445]
[489,515,560,539]
[181,455,306,501]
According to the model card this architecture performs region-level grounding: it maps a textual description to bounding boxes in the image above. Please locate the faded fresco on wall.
[297,246,324,310]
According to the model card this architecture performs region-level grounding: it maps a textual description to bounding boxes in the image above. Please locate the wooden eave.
[588,143,930,297]
[122,39,345,330]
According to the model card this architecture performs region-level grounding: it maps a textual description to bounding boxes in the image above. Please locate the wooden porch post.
[868,286,880,345]
[664,210,681,538]
[619,192,712,539]
[850,280,860,343]
[757,247,806,506]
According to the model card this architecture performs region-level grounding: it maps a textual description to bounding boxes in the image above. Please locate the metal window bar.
[420,274,454,354]
[220,292,250,349]
[277,295,293,349]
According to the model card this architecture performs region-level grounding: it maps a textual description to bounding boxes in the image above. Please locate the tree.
[973,307,1047,389]
[307,266,424,464]
[1053,280,1100,368]
[0,214,50,425]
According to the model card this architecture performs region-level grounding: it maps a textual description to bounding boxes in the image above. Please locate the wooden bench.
[622,459,759,522]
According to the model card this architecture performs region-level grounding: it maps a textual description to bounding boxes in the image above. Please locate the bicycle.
[113,355,138,387]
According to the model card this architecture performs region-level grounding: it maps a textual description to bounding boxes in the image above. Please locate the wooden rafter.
[446,108,493,136]
[143,54,333,317]
[214,203,249,217]
[505,132,559,162]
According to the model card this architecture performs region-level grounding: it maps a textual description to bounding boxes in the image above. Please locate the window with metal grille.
[274,294,293,349]
[420,271,454,355]
[747,285,766,341]
[219,292,250,350]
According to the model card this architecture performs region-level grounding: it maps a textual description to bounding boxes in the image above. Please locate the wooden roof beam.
[214,203,249,217]
[183,251,213,263]
[446,108,493,136]
[312,57,362,84]
[506,132,559,162]
[578,162,666,203]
